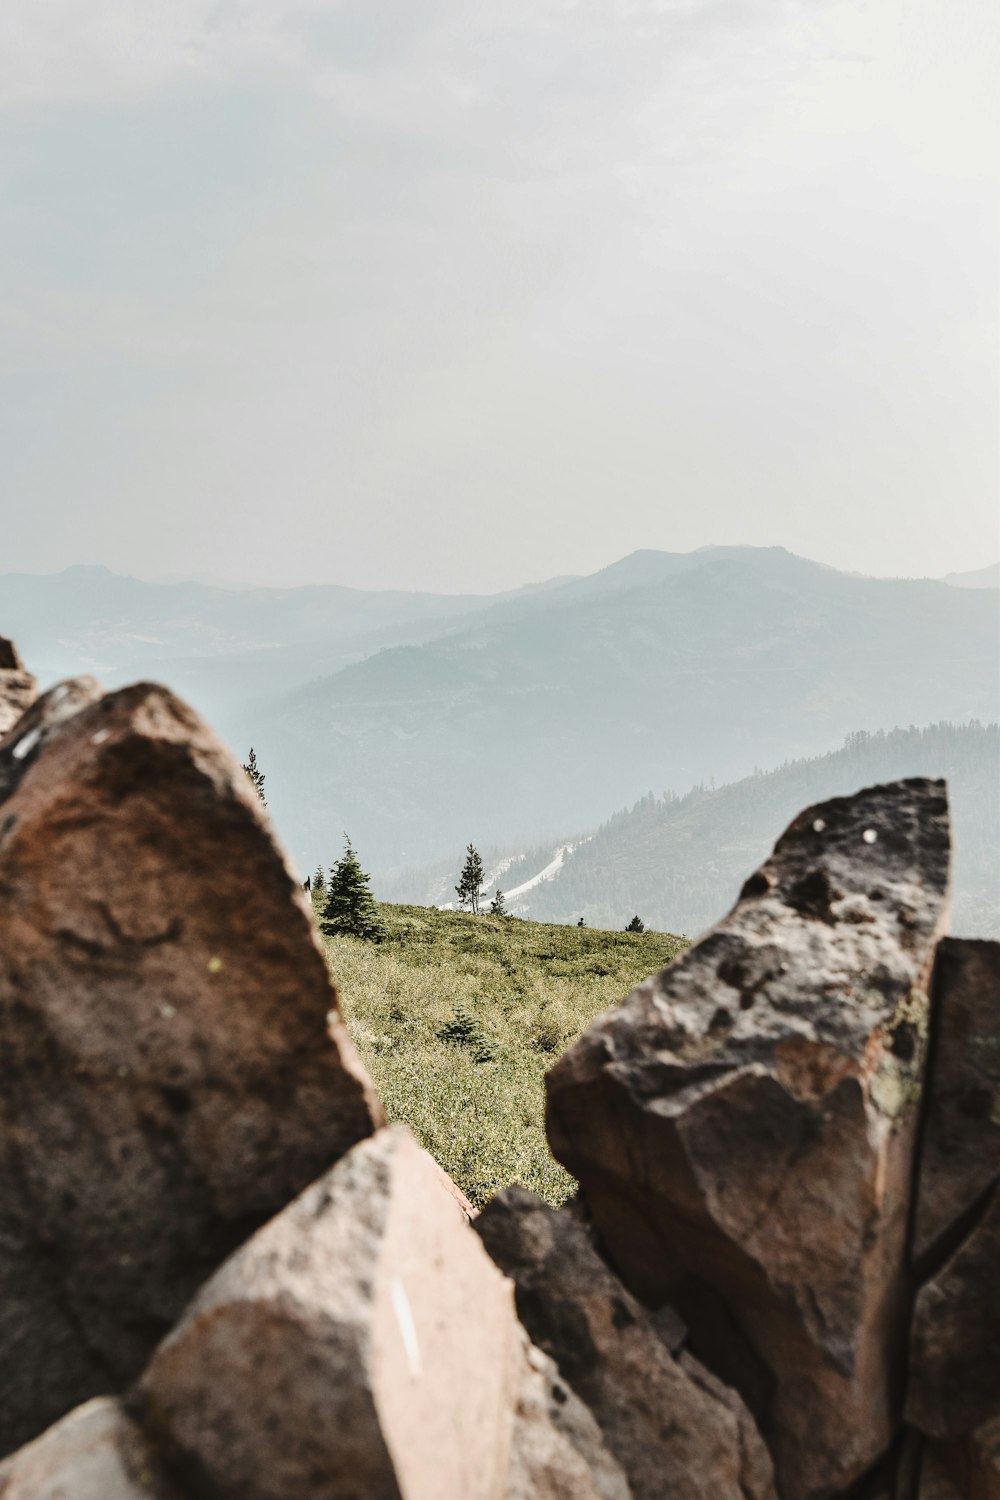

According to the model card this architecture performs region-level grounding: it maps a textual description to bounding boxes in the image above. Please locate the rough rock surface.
[0,679,381,1456]
[918,1423,1000,1500]
[0,637,37,738]
[476,1186,776,1500]
[546,779,951,1500]
[143,1126,619,1500]
[907,1184,1000,1440]
[913,938,1000,1270]
[0,1398,175,1500]
[504,1330,631,1500]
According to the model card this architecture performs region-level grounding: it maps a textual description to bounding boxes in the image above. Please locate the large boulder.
[0,637,37,737]
[546,779,951,1500]
[912,938,1000,1270]
[0,1398,176,1500]
[140,1126,624,1500]
[476,1187,775,1500]
[0,680,382,1455]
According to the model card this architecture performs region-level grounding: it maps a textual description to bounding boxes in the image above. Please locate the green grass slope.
[324,904,685,1208]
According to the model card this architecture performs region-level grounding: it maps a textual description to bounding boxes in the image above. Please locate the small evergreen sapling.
[625,914,645,933]
[311,864,326,916]
[455,844,485,915]
[241,747,266,805]
[322,838,385,942]
[489,889,507,917]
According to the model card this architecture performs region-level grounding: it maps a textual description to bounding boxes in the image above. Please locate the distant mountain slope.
[0,563,569,719]
[942,562,1000,589]
[479,722,998,940]
[247,548,999,875]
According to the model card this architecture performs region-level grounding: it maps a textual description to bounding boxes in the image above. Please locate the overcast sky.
[1,0,996,592]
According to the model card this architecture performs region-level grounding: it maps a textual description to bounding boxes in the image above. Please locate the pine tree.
[455,844,485,914]
[311,864,326,916]
[242,747,266,805]
[489,888,507,917]
[625,914,645,933]
[577,917,586,927]
[322,837,385,941]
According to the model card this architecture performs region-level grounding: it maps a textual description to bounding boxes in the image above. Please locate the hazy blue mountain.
[3,548,997,894]
[942,562,1000,589]
[241,548,999,877]
[0,563,570,718]
[424,722,996,940]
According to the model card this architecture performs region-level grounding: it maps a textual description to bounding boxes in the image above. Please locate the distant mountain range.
[1,548,997,898]
[389,722,998,939]
[943,562,1000,589]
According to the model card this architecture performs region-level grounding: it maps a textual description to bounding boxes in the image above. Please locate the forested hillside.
[251,550,999,876]
[400,723,998,939]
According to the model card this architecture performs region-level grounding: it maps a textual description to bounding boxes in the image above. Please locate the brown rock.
[142,1125,596,1500]
[0,636,37,738]
[919,1423,1000,1500]
[476,1186,776,1500]
[0,680,381,1456]
[0,1398,176,1500]
[907,1184,1000,1440]
[546,779,951,1500]
[913,938,1000,1271]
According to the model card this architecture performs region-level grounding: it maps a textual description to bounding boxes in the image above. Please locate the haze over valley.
[3,544,997,937]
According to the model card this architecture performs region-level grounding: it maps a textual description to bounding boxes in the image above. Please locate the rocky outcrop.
[476,1187,775,1500]
[140,1126,624,1500]
[0,677,381,1455]
[0,636,37,737]
[0,641,995,1500]
[546,779,951,1500]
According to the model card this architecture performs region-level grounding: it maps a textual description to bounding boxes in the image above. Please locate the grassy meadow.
[322,904,686,1208]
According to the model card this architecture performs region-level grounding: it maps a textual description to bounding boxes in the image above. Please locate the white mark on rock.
[391,1277,422,1379]
[92,729,110,745]
[812,818,826,833]
[11,728,41,761]
[862,829,878,845]
[159,1004,175,1019]
[207,956,223,974]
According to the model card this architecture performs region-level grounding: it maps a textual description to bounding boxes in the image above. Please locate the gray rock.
[476,1186,775,1500]
[0,1398,176,1500]
[0,680,382,1455]
[504,1331,631,1500]
[546,779,951,1500]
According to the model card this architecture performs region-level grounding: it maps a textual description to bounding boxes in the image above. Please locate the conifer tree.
[489,888,507,917]
[625,914,645,933]
[242,747,266,805]
[455,844,485,914]
[322,838,385,942]
[311,864,326,915]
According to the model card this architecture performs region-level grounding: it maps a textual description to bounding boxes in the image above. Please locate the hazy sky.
[1,0,997,592]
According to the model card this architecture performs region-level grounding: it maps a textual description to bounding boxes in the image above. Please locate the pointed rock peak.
[546,777,952,1500]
